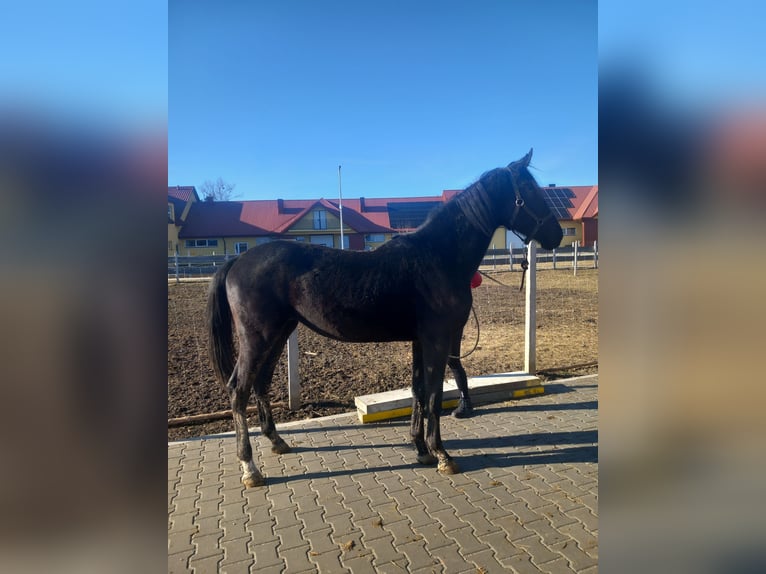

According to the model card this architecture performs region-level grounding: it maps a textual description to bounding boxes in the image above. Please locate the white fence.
[168,240,598,281]
[480,240,598,272]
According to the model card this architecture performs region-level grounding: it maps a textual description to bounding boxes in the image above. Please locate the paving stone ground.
[169,375,598,573]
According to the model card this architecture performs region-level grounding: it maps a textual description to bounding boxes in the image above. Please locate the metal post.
[594,240,598,269]
[287,329,301,410]
[552,248,557,270]
[338,165,344,250]
[174,246,179,284]
[573,240,578,276]
[524,241,537,374]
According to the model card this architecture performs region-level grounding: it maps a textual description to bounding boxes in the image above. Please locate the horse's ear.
[508,148,533,170]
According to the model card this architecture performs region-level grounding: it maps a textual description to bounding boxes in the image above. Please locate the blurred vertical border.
[600,1,766,572]
[0,1,167,572]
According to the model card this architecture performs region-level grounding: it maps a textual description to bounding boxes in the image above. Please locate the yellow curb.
[356,386,545,423]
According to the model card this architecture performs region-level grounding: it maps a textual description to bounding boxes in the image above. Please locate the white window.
[310,235,334,248]
[185,239,218,248]
[168,204,174,220]
[365,234,385,243]
[235,242,248,254]
[562,228,576,236]
[313,210,327,230]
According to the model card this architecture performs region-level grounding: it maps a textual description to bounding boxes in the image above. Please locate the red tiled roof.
[176,184,597,238]
[542,185,598,221]
[178,201,269,238]
[168,185,199,203]
[574,185,598,219]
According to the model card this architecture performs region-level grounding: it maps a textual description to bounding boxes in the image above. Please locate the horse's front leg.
[422,338,460,475]
[410,340,436,465]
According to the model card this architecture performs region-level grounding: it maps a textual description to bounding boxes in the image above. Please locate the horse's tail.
[207,257,239,391]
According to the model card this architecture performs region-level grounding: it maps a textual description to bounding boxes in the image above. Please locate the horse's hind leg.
[253,323,297,455]
[229,350,263,488]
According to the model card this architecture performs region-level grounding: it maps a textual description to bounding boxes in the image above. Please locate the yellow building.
[167,185,598,256]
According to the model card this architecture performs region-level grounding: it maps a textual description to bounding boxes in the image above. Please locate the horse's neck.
[416,196,496,276]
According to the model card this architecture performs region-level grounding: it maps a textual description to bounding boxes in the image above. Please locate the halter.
[507,168,556,245]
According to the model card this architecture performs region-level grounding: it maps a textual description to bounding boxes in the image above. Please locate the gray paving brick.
[275,523,305,551]
[219,559,253,574]
[381,516,419,545]
[566,505,598,533]
[220,535,252,565]
[400,506,440,531]
[168,550,193,574]
[279,543,314,572]
[506,500,544,525]
[356,516,392,543]
[537,556,578,574]
[513,534,560,566]
[189,553,223,573]
[515,487,553,509]
[553,538,598,571]
[375,557,411,574]
[502,552,539,573]
[341,552,378,574]
[558,521,599,557]
[399,540,436,571]
[297,507,327,534]
[250,540,284,570]
[365,534,406,566]
[170,511,197,533]
[465,547,506,572]
[460,510,499,538]
[308,548,347,573]
[192,531,224,560]
[170,375,599,574]
[447,525,490,557]
[429,543,474,572]
[248,520,278,545]
[480,530,524,563]
[303,526,337,554]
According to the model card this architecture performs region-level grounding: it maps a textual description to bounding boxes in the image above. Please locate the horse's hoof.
[417,453,438,465]
[242,473,265,488]
[271,439,291,454]
[438,459,460,475]
[452,406,473,419]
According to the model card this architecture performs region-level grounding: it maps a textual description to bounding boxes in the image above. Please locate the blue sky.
[170,1,597,200]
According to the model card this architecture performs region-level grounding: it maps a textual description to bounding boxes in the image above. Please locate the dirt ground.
[168,267,598,440]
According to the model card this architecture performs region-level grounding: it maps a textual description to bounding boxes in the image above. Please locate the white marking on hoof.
[438,458,460,475]
[240,460,265,488]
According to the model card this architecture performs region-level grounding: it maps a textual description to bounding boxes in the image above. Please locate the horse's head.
[484,149,563,250]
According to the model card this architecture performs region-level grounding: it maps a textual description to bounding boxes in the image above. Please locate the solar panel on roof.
[541,188,576,219]
[387,201,441,230]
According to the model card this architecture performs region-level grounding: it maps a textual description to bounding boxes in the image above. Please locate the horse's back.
[227,240,421,342]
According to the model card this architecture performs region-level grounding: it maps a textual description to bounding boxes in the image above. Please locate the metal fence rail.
[168,241,598,280]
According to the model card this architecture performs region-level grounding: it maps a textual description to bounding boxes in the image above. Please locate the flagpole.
[338,165,344,250]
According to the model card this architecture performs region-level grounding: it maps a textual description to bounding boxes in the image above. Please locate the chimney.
[277,198,284,213]
[548,184,556,188]
[360,197,366,212]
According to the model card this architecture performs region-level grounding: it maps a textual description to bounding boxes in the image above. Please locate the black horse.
[208,149,563,487]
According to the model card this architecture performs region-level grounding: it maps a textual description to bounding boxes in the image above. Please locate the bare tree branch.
[201,177,237,202]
